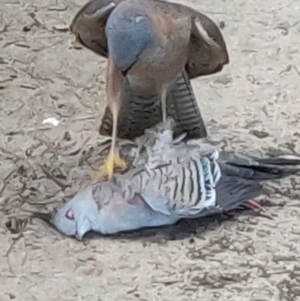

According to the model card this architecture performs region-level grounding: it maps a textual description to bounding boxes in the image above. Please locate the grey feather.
[49,120,300,239]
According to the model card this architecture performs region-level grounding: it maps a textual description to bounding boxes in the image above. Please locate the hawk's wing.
[186,8,229,78]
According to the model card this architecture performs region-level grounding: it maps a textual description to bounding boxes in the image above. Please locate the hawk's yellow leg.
[92,102,127,180]
[91,58,127,181]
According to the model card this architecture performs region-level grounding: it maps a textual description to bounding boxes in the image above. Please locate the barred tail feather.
[99,72,207,141]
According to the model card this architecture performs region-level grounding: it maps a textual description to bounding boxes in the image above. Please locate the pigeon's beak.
[74,229,82,240]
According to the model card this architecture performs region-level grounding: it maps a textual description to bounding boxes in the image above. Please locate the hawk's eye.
[65,209,75,220]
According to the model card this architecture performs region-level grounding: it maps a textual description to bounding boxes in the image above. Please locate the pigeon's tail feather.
[254,156,300,166]
[198,152,300,213]
[214,175,264,213]
[220,153,300,181]
[212,154,300,213]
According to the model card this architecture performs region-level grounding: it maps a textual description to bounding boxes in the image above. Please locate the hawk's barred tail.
[99,72,207,140]
[170,71,207,139]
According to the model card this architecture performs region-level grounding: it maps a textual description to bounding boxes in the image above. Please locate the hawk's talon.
[91,150,127,181]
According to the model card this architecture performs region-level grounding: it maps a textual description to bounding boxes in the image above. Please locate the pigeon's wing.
[119,148,222,217]
[99,71,208,140]
[139,174,263,218]
[132,150,300,218]
[120,129,300,218]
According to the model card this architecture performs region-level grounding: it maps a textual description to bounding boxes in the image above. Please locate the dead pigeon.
[44,120,300,240]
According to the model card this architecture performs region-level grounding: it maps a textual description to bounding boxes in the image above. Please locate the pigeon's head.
[51,188,98,240]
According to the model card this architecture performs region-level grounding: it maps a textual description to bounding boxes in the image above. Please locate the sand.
[1,0,300,300]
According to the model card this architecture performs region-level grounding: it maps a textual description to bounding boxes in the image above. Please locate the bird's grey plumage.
[48,119,300,240]
[70,0,229,140]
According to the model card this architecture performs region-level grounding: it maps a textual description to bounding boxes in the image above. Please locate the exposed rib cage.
[99,72,207,140]
[121,149,222,216]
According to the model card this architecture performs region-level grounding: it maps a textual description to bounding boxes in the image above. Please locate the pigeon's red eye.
[65,209,75,220]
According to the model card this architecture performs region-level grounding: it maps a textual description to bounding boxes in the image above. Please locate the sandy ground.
[1,0,300,300]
